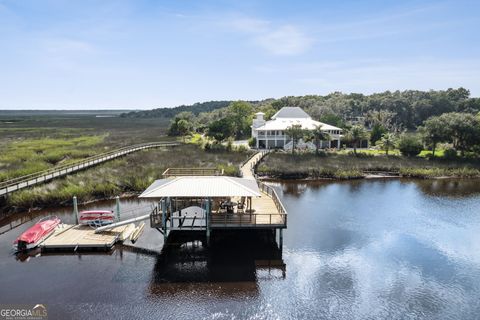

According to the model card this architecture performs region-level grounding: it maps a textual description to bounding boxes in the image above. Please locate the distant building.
[251,107,343,149]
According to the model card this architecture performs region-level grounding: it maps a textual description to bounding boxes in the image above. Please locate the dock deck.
[41,223,134,251]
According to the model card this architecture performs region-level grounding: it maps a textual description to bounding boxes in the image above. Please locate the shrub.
[226,138,233,152]
[398,135,423,157]
[443,148,458,159]
[203,141,212,151]
[235,145,248,153]
[248,137,256,147]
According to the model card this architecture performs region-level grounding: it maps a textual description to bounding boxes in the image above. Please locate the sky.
[0,0,479,110]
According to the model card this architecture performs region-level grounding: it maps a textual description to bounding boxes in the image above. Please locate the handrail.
[162,167,223,177]
[257,180,288,217]
[251,150,269,179]
[238,151,260,177]
[210,212,287,227]
[0,141,179,196]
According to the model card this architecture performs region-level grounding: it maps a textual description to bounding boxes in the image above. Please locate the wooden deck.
[149,151,287,230]
[41,223,135,251]
[209,193,285,228]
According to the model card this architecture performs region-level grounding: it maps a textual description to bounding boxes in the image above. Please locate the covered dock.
[139,169,287,245]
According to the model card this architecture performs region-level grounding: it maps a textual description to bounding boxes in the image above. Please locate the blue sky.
[0,0,479,109]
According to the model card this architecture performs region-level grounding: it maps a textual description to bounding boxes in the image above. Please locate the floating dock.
[40,223,135,251]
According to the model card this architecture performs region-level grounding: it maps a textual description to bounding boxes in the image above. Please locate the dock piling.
[73,196,79,224]
[115,196,121,222]
[279,229,283,252]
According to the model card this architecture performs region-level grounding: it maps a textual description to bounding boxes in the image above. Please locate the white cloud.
[229,17,270,33]
[228,17,313,56]
[254,25,313,56]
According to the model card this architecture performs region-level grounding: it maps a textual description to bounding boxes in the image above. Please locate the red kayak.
[79,210,114,226]
[14,216,61,251]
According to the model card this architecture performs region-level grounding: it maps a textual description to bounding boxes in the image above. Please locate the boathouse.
[139,166,287,247]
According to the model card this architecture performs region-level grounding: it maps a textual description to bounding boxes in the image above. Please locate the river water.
[1,179,480,319]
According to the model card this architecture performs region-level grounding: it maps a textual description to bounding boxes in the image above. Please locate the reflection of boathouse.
[139,158,287,249]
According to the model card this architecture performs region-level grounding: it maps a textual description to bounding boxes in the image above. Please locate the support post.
[162,198,167,242]
[73,196,79,224]
[206,198,211,246]
[115,196,121,222]
[279,229,283,252]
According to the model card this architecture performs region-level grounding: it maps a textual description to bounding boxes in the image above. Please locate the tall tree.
[285,124,306,155]
[442,112,480,155]
[176,119,190,142]
[207,118,235,142]
[346,125,368,155]
[421,116,449,156]
[370,123,387,146]
[377,132,397,156]
[229,101,253,138]
[309,125,331,155]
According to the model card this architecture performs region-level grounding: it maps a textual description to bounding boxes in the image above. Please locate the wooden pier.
[40,223,135,251]
[142,150,287,247]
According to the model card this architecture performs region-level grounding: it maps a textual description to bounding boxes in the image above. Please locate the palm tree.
[378,132,396,155]
[310,125,331,155]
[346,125,368,155]
[285,124,305,155]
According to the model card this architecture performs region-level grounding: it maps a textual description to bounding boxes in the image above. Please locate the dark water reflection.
[1,179,480,319]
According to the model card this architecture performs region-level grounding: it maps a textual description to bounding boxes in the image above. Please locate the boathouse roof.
[139,176,261,198]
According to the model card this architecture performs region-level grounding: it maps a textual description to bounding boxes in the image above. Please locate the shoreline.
[256,171,480,181]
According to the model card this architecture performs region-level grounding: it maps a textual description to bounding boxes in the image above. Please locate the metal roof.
[272,107,310,119]
[254,118,343,131]
[139,176,261,198]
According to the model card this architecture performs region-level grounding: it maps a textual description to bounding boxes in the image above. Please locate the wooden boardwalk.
[236,151,287,228]
[0,141,178,196]
[41,223,135,251]
[240,151,266,179]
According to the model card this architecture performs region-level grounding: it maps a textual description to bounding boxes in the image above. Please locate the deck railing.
[0,141,179,196]
[210,212,287,227]
[162,168,223,177]
[257,180,288,218]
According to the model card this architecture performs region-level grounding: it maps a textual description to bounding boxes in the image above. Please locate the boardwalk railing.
[251,151,269,178]
[0,141,179,196]
[162,168,223,177]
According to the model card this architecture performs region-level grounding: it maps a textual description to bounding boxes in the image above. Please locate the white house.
[251,107,342,149]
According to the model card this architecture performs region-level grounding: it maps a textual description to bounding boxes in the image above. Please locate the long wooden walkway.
[240,151,267,179]
[0,141,178,197]
[237,150,287,228]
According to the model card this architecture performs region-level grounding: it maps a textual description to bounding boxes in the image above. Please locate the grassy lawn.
[3,144,252,211]
[257,152,480,179]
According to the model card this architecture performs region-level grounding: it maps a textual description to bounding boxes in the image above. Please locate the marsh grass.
[257,152,480,179]
[4,144,252,211]
[0,135,106,182]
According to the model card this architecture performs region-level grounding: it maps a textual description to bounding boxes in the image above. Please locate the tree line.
[124,88,480,133]
[152,88,480,158]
